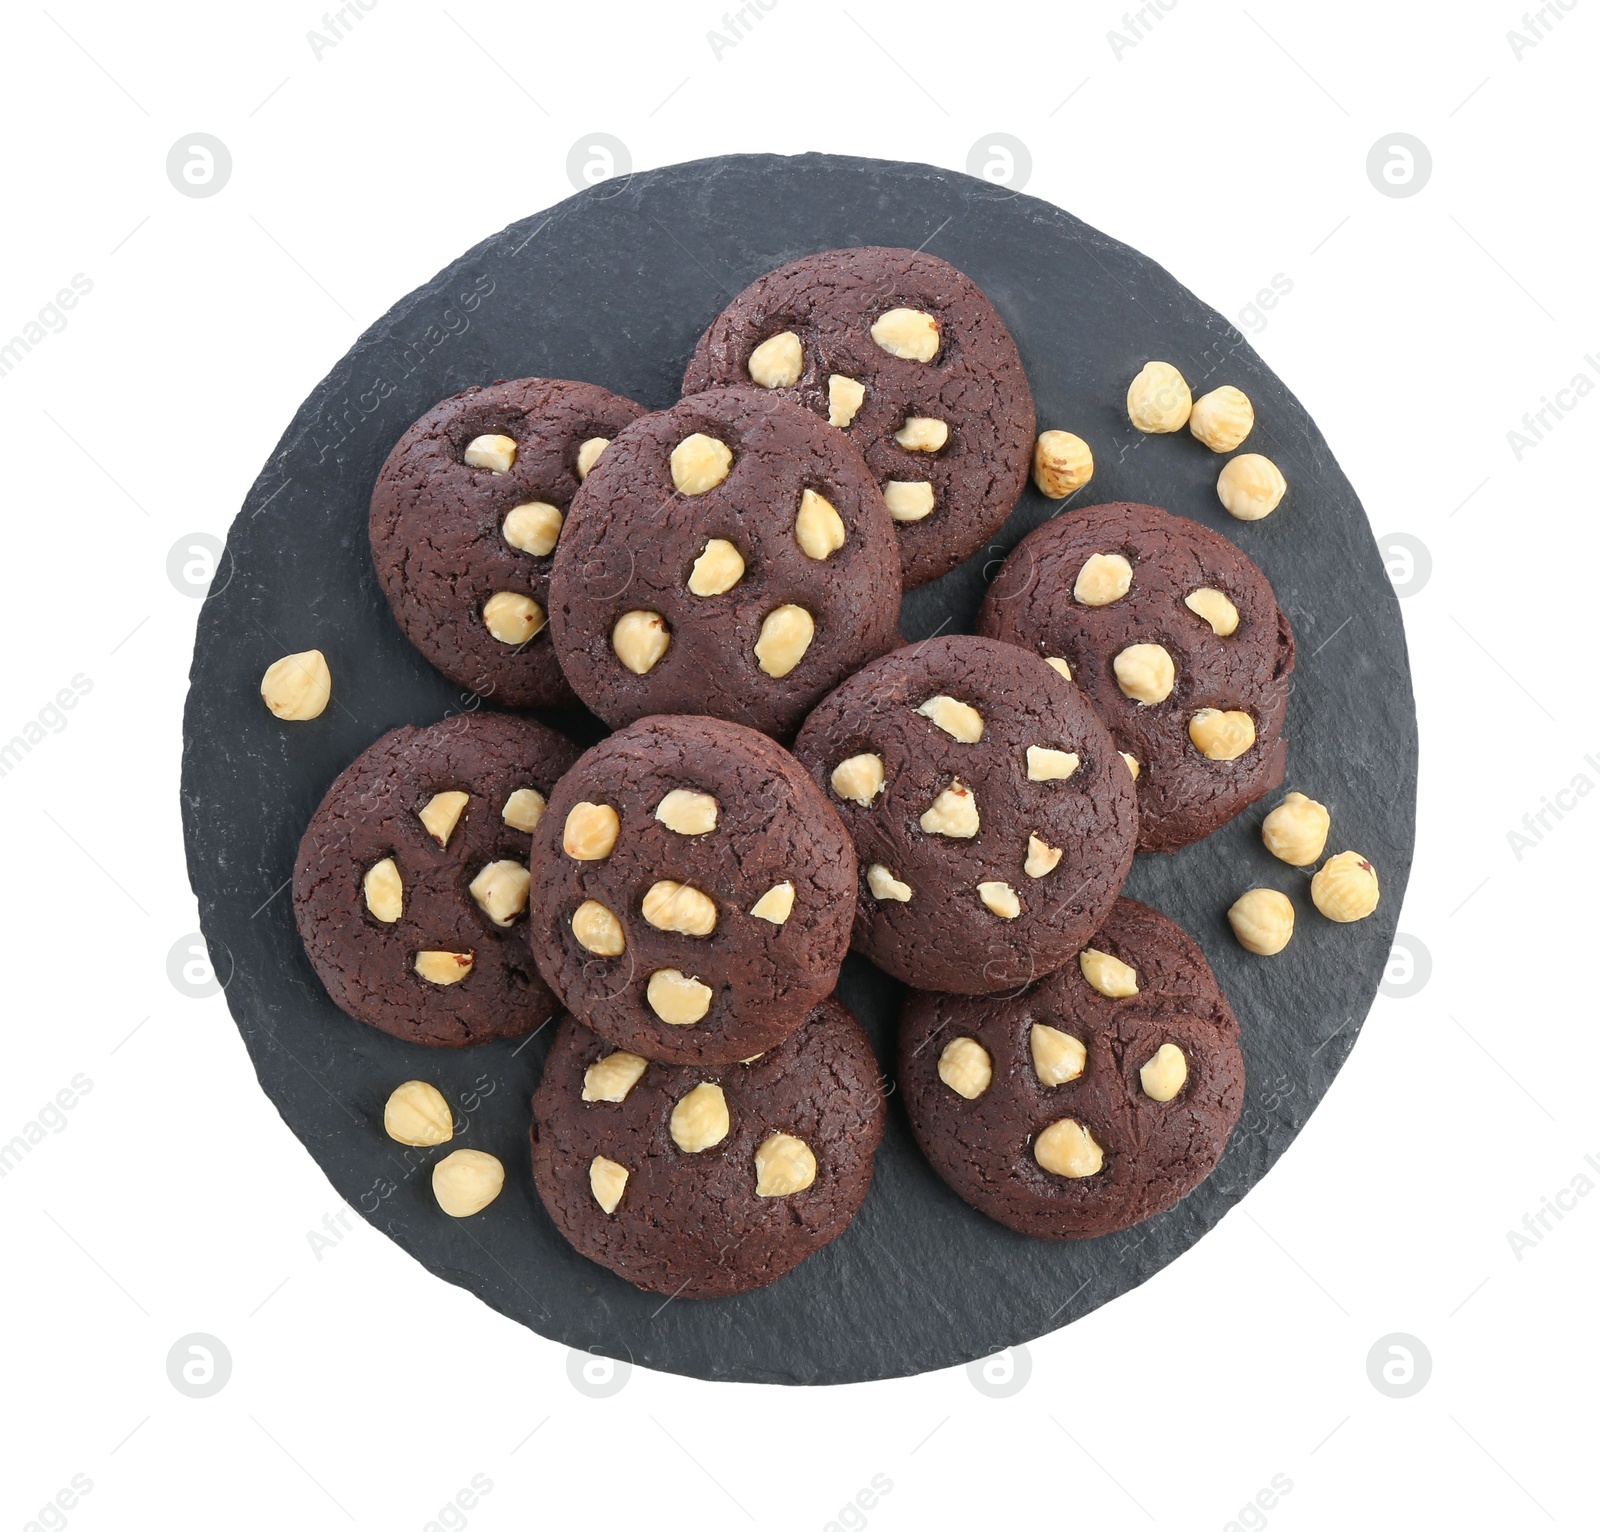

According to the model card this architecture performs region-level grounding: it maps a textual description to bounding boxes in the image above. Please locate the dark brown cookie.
[977,501,1295,851]
[681,246,1035,588]
[898,898,1243,1239]
[526,714,857,1065]
[530,999,886,1299]
[293,711,580,1046]
[370,377,646,709]
[791,635,1137,995]
[547,387,902,739]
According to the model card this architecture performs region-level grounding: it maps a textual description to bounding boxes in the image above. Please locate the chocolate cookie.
[370,377,646,709]
[547,387,901,739]
[898,898,1244,1239]
[681,246,1035,588]
[293,711,580,1046]
[977,501,1295,852]
[530,999,886,1299]
[526,714,857,1065]
[792,635,1137,995]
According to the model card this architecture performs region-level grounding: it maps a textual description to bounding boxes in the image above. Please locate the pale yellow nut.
[1262,791,1331,867]
[647,969,713,1025]
[796,488,846,560]
[1139,1043,1189,1103]
[1079,948,1138,998]
[1030,1024,1086,1087]
[977,880,1021,919]
[670,433,733,496]
[1074,552,1133,607]
[827,373,866,428]
[383,1080,453,1146]
[670,1081,730,1152]
[1034,1119,1104,1178]
[260,649,331,721]
[866,864,913,902]
[920,781,979,838]
[418,790,470,846]
[582,1051,647,1103]
[916,694,984,743]
[938,1036,993,1100]
[483,591,547,646]
[1121,751,1142,780]
[1126,361,1192,433]
[1228,888,1295,955]
[1217,453,1286,521]
[563,801,620,861]
[501,787,546,832]
[870,306,940,362]
[894,416,949,452]
[363,857,403,923]
[754,604,814,678]
[575,437,609,479]
[741,1054,764,1065]
[1185,587,1240,637]
[469,860,530,927]
[749,881,795,925]
[463,433,516,473]
[1045,656,1073,681]
[571,899,626,957]
[754,1132,816,1196]
[748,330,803,388]
[1311,851,1380,923]
[415,950,474,985]
[831,753,885,807]
[589,1155,629,1214]
[655,788,719,835]
[642,880,718,938]
[687,538,745,597]
[1114,643,1176,705]
[432,1148,504,1217]
[1188,708,1256,761]
[502,501,563,557]
[883,481,936,522]
[1024,834,1062,878]
[1032,430,1094,498]
[1027,746,1080,782]
[612,609,671,675]
[1190,386,1255,453]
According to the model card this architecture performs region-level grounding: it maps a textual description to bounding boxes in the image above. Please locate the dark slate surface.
[180,153,1417,1385]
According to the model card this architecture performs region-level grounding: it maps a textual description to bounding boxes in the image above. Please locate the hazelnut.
[432,1148,504,1216]
[748,331,803,389]
[915,694,984,743]
[1024,834,1062,878]
[754,604,815,678]
[563,801,620,861]
[502,787,547,832]
[1027,746,1080,782]
[1189,386,1255,453]
[894,416,949,452]
[483,591,547,646]
[1139,1043,1188,1103]
[647,969,713,1025]
[582,1051,647,1103]
[867,864,913,902]
[977,880,1021,919]
[1311,851,1380,923]
[571,899,626,957]
[468,860,530,926]
[1034,1119,1104,1178]
[1188,708,1256,761]
[655,788,718,836]
[383,1080,454,1146]
[670,432,733,496]
[828,374,866,427]
[938,1036,993,1099]
[1121,752,1141,779]
[1217,453,1286,521]
[589,1155,629,1214]
[260,649,331,721]
[1261,791,1330,866]
[418,790,470,846]
[641,880,718,937]
[1032,430,1095,499]
[1228,888,1295,955]
[612,609,671,675]
[463,434,516,473]
[796,488,847,560]
[870,306,940,362]
[749,881,795,924]
[415,950,474,985]
[1185,587,1240,637]
[754,1132,817,1196]
[575,437,609,479]
[670,1081,730,1152]
[1113,643,1176,705]
[1029,1024,1086,1087]
[363,857,403,923]
[1074,552,1133,607]
[502,501,563,557]
[883,481,935,522]
[1126,361,1192,433]
[920,780,979,838]
[831,753,885,806]
[1079,948,1138,998]
[1045,656,1073,681]
[687,538,745,597]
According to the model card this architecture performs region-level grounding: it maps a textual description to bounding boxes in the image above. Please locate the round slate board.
[181,153,1417,1385]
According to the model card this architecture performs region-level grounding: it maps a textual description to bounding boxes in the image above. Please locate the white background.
[1,1,1592,1528]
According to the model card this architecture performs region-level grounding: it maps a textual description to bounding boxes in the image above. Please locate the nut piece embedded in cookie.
[1188,708,1256,761]
[260,649,331,721]
[571,899,626,956]
[894,416,949,452]
[1026,746,1080,782]
[754,604,815,678]
[1079,947,1138,998]
[916,694,984,743]
[589,1155,629,1214]
[1045,656,1073,681]
[1261,791,1330,866]
[563,801,620,861]
[1228,888,1295,955]
[1139,1043,1189,1102]
[1114,643,1176,705]
[1121,752,1141,779]
[383,1080,454,1146]
[483,591,546,646]
[977,880,1021,919]
[363,857,403,923]
[463,434,516,473]
[432,1148,504,1216]
[831,753,886,806]
[1185,587,1240,637]
[1311,851,1380,923]
[754,1132,817,1196]
[920,781,979,838]
[747,331,803,389]
[1034,1119,1104,1178]
[647,969,713,1025]
[655,788,719,836]
[1189,386,1255,453]
[1217,453,1286,521]
[749,881,795,924]
[670,1081,730,1152]
[502,787,547,832]
[1024,834,1063,878]
[867,864,913,902]
[687,538,746,597]
[1029,1023,1086,1086]
[670,433,733,496]
[418,790,470,846]
[1074,552,1133,607]
[883,481,936,522]
[642,880,718,937]
[576,437,609,479]
[469,860,531,927]
[1126,361,1192,433]
[796,488,847,560]
[612,610,671,675]
[502,501,564,557]
[870,307,940,362]
[827,373,866,427]
[1032,430,1094,499]
[415,950,474,985]
[582,1051,648,1103]
[938,1036,993,1099]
